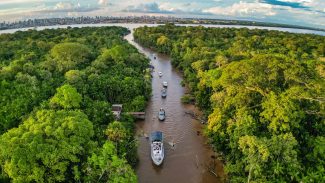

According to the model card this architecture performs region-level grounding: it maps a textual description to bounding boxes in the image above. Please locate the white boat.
[150,131,164,166]
[158,108,166,121]
[161,89,167,98]
[158,72,163,77]
[162,81,168,87]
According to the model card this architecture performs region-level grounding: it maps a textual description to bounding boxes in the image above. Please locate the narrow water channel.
[125,30,224,183]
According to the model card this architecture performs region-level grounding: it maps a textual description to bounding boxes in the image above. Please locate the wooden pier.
[127,112,146,119]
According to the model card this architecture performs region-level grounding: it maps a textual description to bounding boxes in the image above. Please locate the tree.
[85,141,137,183]
[50,84,82,109]
[303,136,325,182]
[105,121,128,152]
[156,35,171,53]
[50,42,92,72]
[215,54,229,68]
[83,99,114,126]
[105,121,137,165]
[238,133,300,182]
[0,110,95,182]
[126,95,146,112]
[65,69,83,85]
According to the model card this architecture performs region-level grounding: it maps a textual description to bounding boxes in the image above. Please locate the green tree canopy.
[50,84,82,109]
[65,69,83,85]
[50,42,92,72]
[86,141,137,183]
[0,26,148,182]
[0,110,94,182]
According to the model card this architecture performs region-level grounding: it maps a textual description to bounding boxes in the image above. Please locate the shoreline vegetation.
[1,16,325,33]
[134,24,325,182]
[0,27,151,182]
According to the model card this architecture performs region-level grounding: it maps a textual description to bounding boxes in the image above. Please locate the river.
[124,29,224,183]
[1,23,324,183]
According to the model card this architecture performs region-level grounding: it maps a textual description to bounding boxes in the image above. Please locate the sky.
[0,0,324,29]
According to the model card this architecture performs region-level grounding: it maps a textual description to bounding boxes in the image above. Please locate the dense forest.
[0,26,151,182]
[134,24,325,182]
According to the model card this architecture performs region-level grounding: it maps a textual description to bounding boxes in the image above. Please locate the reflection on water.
[125,30,224,183]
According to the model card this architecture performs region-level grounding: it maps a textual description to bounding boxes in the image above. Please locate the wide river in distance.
[1,23,324,183]
[0,23,325,36]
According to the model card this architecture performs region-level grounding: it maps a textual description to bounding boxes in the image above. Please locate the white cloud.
[302,0,325,12]
[203,2,276,17]
[51,2,99,13]
[54,2,74,10]
[0,0,42,5]
[67,12,79,17]
[159,2,208,15]
[124,2,173,13]
[98,0,108,6]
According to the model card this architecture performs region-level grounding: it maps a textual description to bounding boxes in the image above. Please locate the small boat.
[150,131,164,166]
[158,72,163,77]
[162,81,168,88]
[158,108,166,121]
[161,89,167,98]
[153,54,157,59]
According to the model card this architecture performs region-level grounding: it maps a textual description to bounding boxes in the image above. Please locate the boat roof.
[112,104,123,111]
[151,131,163,141]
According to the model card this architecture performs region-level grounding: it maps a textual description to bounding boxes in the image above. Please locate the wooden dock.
[127,112,146,119]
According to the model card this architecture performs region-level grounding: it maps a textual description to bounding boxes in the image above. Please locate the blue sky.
[0,0,324,29]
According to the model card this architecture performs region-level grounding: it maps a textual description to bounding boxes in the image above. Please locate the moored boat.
[162,81,168,87]
[161,89,167,98]
[150,131,164,166]
[158,108,166,121]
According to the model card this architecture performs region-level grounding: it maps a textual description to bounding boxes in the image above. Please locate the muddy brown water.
[125,30,224,183]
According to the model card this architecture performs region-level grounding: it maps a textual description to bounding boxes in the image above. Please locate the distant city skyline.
[0,0,324,29]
